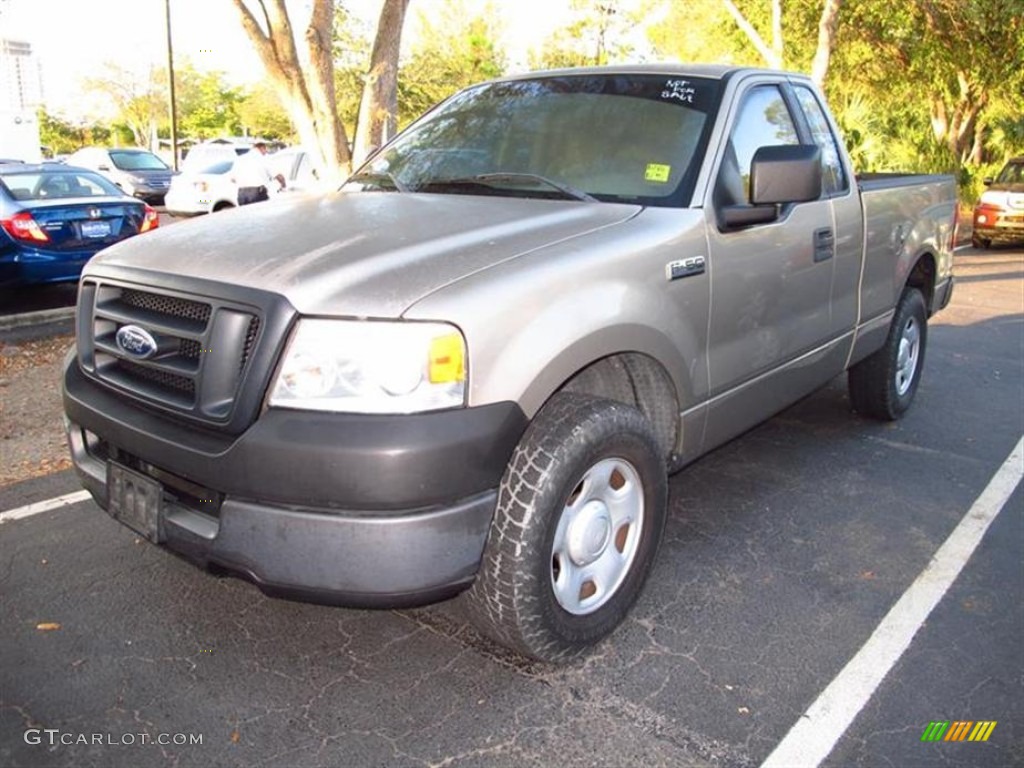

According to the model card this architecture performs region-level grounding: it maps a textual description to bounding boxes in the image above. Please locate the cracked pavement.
[1,246,1021,767]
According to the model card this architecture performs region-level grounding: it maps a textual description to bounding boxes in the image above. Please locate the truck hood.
[90,191,640,317]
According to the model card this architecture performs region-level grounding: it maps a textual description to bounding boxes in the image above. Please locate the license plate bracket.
[107,462,164,543]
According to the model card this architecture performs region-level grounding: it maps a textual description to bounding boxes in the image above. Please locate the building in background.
[0,36,43,161]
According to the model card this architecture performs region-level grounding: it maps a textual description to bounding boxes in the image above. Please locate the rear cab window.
[792,86,848,196]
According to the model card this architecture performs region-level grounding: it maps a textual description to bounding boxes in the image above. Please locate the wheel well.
[212,202,234,212]
[559,353,679,459]
[907,253,936,312]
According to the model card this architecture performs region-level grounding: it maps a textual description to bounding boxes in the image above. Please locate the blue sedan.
[0,163,159,288]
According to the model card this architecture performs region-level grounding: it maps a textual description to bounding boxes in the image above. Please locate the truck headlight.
[268,319,466,413]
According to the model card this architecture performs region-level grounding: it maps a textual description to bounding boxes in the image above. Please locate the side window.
[794,86,847,195]
[718,85,799,205]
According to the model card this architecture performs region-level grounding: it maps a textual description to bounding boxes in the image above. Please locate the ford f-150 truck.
[63,65,956,662]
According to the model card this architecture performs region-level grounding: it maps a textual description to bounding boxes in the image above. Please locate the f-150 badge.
[666,256,706,281]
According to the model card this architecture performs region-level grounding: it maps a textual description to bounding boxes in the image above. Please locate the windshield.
[110,151,168,171]
[1,170,124,200]
[995,161,1024,185]
[348,74,721,207]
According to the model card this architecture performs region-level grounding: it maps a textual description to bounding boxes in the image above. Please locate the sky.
[0,0,619,122]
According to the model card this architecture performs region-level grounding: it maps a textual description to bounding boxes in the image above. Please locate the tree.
[175,66,244,140]
[719,0,844,86]
[352,0,412,165]
[836,0,1023,166]
[230,0,349,179]
[333,3,374,138]
[237,83,295,141]
[83,63,164,147]
[398,1,507,125]
[38,110,111,155]
[532,0,643,69]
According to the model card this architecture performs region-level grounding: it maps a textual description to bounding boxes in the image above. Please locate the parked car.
[268,147,325,194]
[63,66,955,662]
[165,148,322,216]
[180,139,258,174]
[0,163,158,287]
[972,156,1024,248]
[164,160,237,216]
[66,147,176,204]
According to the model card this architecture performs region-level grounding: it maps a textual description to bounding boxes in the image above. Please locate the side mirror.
[720,145,822,229]
[750,144,822,205]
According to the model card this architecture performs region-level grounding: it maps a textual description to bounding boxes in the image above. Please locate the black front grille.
[121,288,212,324]
[241,316,260,372]
[80,281,264,425]
[118,359,196,397]
[179,338,202,360]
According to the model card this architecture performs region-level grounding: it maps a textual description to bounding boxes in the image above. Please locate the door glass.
[726,86,799,203]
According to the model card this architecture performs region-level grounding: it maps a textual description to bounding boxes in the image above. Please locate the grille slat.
[121,288,211,324]
[117,359,196,397]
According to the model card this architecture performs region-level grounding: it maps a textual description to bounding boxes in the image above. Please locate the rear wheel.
[848,287,928,420]
[466,393,668,662]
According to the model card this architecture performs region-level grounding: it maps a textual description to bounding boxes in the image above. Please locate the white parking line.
[761,435,1024,768]
[0,490,92,524]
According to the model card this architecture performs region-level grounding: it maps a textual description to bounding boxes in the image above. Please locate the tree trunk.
[771,0,783,66]
[229,0,350,180]
[722,0,784,69]
[810,0,843,86]
[353,0,411,167]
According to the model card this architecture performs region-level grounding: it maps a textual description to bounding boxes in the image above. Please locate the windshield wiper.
[346,170,409,193]
[418,173,597,202]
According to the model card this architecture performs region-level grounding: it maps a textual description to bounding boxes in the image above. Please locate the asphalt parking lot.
[1,246,1021,768]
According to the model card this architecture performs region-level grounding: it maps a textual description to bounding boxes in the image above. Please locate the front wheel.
[466,394,668,662]
[848,287,928,420]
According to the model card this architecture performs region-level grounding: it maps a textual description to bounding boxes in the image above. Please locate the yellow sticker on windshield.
[645,163,671,183]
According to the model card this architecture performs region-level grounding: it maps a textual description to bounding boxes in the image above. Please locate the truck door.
[699,82,841,451]
[704,82,836,396]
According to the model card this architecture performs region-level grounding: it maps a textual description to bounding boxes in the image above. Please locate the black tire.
[466,393,668,662]
[848,287,928,420]
[972,235,991,249]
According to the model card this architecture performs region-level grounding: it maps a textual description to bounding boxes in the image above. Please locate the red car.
[972,157,1024,248]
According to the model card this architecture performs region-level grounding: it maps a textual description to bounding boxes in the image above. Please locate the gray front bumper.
[67,418,496,607]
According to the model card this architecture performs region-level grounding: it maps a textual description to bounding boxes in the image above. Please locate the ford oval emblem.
[115,325,158,360]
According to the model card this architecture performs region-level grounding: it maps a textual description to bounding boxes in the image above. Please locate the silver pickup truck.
[63,65,956,662]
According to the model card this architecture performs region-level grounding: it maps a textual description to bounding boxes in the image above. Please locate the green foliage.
[333,2,374,136]
[647,0,1024,200]
[397,2,507,126]
[960,162,1006,205]
[236,83,294,141]
[648,0,824,69]
[532,0,647,69]
[175,66,244,139]
[37,110,112,155]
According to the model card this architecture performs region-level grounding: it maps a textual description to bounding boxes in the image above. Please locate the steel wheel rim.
[895,315,920,396]
[550,457,645,615]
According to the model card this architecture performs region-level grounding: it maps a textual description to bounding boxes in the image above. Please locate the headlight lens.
[268,319,466,413]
